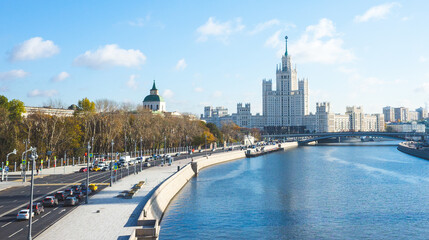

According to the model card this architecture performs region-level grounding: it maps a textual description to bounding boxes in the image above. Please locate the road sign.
[22,159,27,165]
[5,166,9,172]
[6,161,8,166]
[89,153,93,158]
[113,163,118,170]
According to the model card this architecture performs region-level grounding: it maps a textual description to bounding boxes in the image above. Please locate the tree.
[77,98,96,113]
[8,99,25,122]
[0,95,8,109]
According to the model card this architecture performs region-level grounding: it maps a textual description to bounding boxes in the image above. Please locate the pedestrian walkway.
[36,157,193,240]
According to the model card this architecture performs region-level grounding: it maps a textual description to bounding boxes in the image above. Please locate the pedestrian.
[36,168,39,175]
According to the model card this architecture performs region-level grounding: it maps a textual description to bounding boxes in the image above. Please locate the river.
[160,142,429,239]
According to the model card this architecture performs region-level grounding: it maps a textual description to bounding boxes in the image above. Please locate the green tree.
[0,95,9,109]
[8,99,25,121]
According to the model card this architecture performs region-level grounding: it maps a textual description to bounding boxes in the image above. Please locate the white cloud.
[416,82,429,94]
[0,69,29,81]
[74,44,146,69]
[175,59,187,71]
[194,87,204,93]
[354,3,400,23]
[212,91,223,98]
[51,71,70,82]
[163,89,174,99]
[249,19,280,35]
[128,15,150,27]
[126,74,138,90]
[196,17,244,43]
[269,18,355,64]
[27,89,58,97]
[419,56,427,62]
[10,37,59,61]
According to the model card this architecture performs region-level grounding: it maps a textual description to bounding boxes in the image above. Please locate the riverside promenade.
[36,157,193,240]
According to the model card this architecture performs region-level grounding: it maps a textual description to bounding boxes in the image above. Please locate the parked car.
[101,166,109,171]
[143,162,151,167]
[27,202,44,215]
[81,187,92,195]
[79,167,88,172]
[17,209,34,220]
[89,184,98,192]
[64,188,74,197]
[64,196,78,206]
[71,185,81,193]
[175,152,181,156]
[55,191,66,201]
[73,191,85,202]
[42,196,59,207]
[198,149,203,153]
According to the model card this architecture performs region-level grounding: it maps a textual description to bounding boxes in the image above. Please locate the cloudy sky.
[1,1,428,115]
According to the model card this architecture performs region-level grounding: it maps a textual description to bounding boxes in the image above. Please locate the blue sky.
[1,1,428,115]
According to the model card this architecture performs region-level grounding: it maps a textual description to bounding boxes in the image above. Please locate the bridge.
[262,132,428,145]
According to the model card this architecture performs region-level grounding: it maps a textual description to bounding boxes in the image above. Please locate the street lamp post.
[27,147,37,240]
[22,140,29,182]
[85,142,91,204]
[110,140,114,187]
[134,140,137,158]
[186,135,188,160]
[4,149,16,182]
[205,134,207,157]
[140,137,142,158]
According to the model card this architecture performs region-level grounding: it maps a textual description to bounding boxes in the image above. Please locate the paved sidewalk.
[36,157,193,240]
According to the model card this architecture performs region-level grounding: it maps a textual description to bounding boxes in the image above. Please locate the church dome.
[143,94,164,102]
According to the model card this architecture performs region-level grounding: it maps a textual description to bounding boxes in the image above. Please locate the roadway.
[0,149,237,239]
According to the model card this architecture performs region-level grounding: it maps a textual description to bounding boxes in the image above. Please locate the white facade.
[262,36,308,128]
[388,121,425,133]
[143,81,166,112]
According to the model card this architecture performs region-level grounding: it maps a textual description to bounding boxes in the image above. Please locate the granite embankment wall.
[133,142,298,239]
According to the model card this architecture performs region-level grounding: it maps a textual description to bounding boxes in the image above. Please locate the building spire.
[151,80,157,90]
[285,35,288,56]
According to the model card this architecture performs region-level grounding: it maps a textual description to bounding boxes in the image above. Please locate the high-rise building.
[262,36,308,133]
[383,106,395,122]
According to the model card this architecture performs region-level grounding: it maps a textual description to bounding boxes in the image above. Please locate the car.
[143,162,151,167]
[89,184,98,192]
[97,162,106,168]
[175,152,181,157]
[17,209,34,220]
[136,157,143,160]
[101,166,109,171]
[92,166,101,172]
[79,167,88,172]
[71,185,81,192]
[42,196,59,207]
[27,202,44,215]
[64,188,74,197]
[64,196,78,206]
[73,191,85,201]
[198,149,203,153]
[55,191,66,201]
[211,148,216,152]
[81,187,92,195]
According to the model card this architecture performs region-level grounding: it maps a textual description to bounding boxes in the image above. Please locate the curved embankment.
[130,142,298,239]
[397,142,429,160]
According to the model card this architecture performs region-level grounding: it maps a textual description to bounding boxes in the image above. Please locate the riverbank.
[397,141,429,160]
[133,142,298,239]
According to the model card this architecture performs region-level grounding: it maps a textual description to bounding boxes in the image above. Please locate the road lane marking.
[12,200,17,202]
[33,219,39,224]
[53,207,58,211]
[58,209,66,214]
[8,228,23,238]
[1,221,14,228]
[41,211,51,218]
[34,182,109,186]
[0,205,3,208]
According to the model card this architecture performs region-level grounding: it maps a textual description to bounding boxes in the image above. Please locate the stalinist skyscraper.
[262,36,308,133]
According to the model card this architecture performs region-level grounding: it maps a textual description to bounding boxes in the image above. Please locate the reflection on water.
[160,142,429,240]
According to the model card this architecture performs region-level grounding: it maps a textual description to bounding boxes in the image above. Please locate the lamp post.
[110,140,114,187]
[22,140,29,182]
[186,135,188,160]
[27,147,37,240]
[4,149,16,182]
[140,137,142,158]
[205,134,207,157]
[134,140,137,158]
[85,142,91,204]
[91,137,94,162]
[22,145,32,183]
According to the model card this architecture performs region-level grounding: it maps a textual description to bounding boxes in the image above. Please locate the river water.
[160,142,429,239]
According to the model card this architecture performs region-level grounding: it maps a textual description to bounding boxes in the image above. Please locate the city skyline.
[1,1,429,115]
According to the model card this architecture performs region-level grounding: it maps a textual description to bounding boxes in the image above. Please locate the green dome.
[143,94,164,102]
